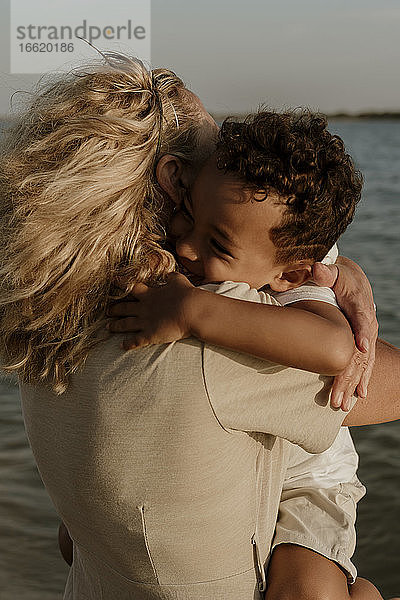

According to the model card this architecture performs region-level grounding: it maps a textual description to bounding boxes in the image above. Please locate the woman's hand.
[107,272,196,350]
[312,256,378,411]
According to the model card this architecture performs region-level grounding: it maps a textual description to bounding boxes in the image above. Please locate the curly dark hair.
[215,110,363,263]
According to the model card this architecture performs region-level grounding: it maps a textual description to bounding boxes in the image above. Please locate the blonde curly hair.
[0,52,215,393]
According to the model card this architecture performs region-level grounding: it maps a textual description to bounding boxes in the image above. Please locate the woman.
[1,53,399,599]
[0,54,216,394]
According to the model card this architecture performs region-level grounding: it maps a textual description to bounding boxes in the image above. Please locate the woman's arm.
[343,338,400,426]
[108,273,354,376]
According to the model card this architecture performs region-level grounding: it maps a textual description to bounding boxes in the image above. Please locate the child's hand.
[107,272,196,350]
[312,256,378,411]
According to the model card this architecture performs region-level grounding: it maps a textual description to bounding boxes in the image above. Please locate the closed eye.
[210,238,233,259]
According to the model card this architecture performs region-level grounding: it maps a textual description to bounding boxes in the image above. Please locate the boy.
[105,110,386,598]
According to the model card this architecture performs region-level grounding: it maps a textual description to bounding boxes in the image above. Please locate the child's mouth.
[177,262,205,286]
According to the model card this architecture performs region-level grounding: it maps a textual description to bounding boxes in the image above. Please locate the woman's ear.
[269,264,313,292]
[156,155,186,204]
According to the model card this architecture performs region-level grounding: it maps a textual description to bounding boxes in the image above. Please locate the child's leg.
[58,520,73,566]
[349,577,386,599]
[265,544,383,600]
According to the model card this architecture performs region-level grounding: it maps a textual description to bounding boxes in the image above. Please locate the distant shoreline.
[211,111,400,122]
[327,111,400,120]
[2,111,400,123]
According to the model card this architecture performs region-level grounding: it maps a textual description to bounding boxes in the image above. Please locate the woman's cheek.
[169,213,190,239]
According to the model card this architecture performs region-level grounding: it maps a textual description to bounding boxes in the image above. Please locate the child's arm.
[184,290,353,376]
[108,273,354,377]
[108,275,400,424]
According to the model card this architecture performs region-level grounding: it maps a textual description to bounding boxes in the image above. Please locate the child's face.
[170,156,293,290]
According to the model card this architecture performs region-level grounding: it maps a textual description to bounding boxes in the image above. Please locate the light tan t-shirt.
[20,283,349,600]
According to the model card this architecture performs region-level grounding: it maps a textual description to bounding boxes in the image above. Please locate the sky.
[1,0,400,116]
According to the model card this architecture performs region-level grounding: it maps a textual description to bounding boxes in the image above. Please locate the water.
[0,119,399,598]
[329,119,400,597]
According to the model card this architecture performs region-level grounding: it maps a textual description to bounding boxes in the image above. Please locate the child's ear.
[269,264,313,292]
[155,155,186,204]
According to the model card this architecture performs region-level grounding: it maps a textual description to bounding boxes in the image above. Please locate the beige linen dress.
[20,283,357,599]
